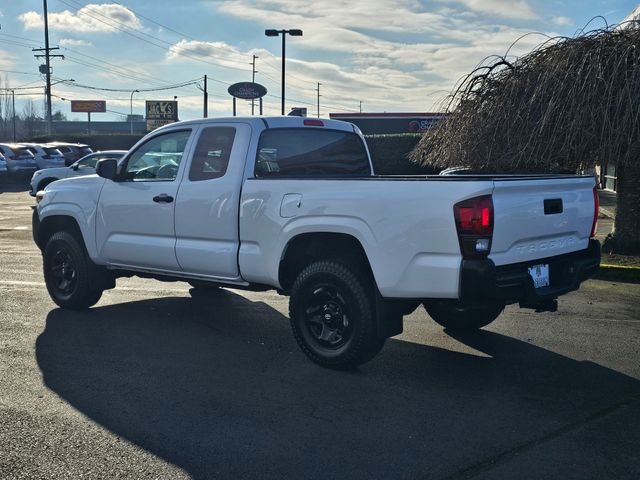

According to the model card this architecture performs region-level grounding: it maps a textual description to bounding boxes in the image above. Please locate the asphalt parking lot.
[1,186,639,480]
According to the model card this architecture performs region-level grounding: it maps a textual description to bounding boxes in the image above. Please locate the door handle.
[153,194,174,203]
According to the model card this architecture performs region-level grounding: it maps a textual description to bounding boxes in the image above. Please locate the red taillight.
[454,195,494,258]
[303,119,324,127]
[455,195,493,235]
[591,187,599,238]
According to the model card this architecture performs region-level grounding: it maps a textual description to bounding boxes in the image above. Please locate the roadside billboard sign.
[145,100,178,131]
[70,100,106,113]
[227,82,267,100]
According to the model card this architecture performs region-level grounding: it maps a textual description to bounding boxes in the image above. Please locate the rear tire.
[43,231,103,309]
[289,260,384,369]
[424,300,504,332]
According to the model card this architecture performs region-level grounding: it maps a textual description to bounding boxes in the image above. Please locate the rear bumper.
[460,239,600,305]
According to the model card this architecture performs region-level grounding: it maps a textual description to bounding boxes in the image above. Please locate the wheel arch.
[37,214,85,252]
[37,177,59,191]
[278,232,375,294]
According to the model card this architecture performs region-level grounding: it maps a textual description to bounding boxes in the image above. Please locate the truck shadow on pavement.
[36,289,640,480]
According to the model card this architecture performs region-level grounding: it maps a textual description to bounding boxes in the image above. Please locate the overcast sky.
[0,0,637,121]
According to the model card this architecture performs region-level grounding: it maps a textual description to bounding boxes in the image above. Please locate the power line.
[108,1,255,67]
[57,0,250,76]
[59,78,201,93]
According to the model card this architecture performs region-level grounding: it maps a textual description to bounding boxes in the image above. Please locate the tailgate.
[490,176,595,266]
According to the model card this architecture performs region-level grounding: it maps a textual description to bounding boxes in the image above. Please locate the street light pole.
[130,89,139,135]
[265,29,303,115]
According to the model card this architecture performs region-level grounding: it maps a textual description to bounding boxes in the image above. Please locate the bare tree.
[21,99,40,138]
[411,25,640,254]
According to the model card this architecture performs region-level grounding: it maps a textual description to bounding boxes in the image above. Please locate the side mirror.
[96,158,118,180]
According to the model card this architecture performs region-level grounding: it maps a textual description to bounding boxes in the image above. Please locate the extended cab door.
[174,123,251,278]
[95,129,193,271]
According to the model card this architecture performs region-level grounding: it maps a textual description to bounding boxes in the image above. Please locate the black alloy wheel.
[43,231,103,309]
[289,260,384,369]
[303,283,353,349]
[49,247,78,295]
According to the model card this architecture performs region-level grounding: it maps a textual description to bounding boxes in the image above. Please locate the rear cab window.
[189,127,236,181]
[254,128,371,178]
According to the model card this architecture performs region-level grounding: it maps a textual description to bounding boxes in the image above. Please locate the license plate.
[528,263,550,289]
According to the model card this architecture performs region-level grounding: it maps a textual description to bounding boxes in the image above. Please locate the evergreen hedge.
[364,134,437,175]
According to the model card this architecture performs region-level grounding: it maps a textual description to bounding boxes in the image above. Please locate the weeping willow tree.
[411,23,640,254]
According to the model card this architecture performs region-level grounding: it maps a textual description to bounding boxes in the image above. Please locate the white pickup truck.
[32,116,600,368]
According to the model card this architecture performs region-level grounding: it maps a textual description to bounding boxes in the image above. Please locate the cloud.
[18,4,141,33]
[160,0,556,114]
[168,39,239,61]
[551,16,573,26]
[59,38,93,47]
[448,0,538,20]
[0,49,14,70]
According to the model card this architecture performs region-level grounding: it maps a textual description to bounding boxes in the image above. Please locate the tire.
[43,231,103,309]
[37,178,57,192]
[424,300,504,332]
[289,260,384,369]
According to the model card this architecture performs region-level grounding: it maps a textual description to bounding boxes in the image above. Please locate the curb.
[598,206,616,219]
[595,264,640,283]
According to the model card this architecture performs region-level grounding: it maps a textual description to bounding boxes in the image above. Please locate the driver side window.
[124,130,191,182]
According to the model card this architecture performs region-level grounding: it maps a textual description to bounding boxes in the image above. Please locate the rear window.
[254,128,371,178]
[11,147,34,159]
[45,147,62,155]
[79,147,93,155]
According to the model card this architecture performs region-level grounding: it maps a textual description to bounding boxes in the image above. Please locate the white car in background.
[29,150,127,196]
[0,143,38,173]
[48,143,94,166]
[19,143,66,169]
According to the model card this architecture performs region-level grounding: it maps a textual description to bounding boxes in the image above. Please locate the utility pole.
[359,101,362,113]
[251,55,258,115]
[315,82,321,118]
[11,89,16,142]
[203,74,208,118]
[33,0,63,136]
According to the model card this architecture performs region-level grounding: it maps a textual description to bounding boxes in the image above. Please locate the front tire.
[424,300,504,332]
[43,231,103,309]
[289,260,384,369]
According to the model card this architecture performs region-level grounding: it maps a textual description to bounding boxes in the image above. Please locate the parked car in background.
[19,143,66,170]
[0,154,7,174]
[29,150,127,195]
[48,143,93,166]
[0,143,38,173]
